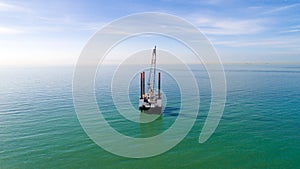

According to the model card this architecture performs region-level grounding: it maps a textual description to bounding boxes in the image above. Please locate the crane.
[138,46,162,114]
[147,46,157,100]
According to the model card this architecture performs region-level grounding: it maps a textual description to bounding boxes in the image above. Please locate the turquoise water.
[0,64,299,168]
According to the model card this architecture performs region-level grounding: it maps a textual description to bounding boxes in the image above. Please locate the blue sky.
[0,0,300,65]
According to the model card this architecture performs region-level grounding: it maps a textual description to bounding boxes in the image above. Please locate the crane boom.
[147,46,156,99]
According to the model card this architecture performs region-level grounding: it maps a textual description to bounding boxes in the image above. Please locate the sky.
[0,0,300,65]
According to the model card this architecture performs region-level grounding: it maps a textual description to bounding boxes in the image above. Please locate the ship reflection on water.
[139,113,162,138]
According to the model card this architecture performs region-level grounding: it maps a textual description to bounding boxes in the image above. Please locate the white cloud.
[213,39,286,47]
[280,29,300,33]
[279,25,300,34]
[0,27,23,34]
[0,2,29,12]
[212,36,300,51]
[0,19,104,35]
[263,3,300,14]
[194,16,266,35]
[0,2,18,11]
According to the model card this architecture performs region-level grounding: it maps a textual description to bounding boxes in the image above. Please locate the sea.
[0,64,299,168]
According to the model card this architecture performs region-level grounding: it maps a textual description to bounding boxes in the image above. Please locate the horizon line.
[1,61,300,67]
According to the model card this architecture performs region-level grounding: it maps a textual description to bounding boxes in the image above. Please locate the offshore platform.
[139,46,162,114]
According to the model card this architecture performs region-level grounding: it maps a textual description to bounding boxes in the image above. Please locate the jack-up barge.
[139,46,162,114]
